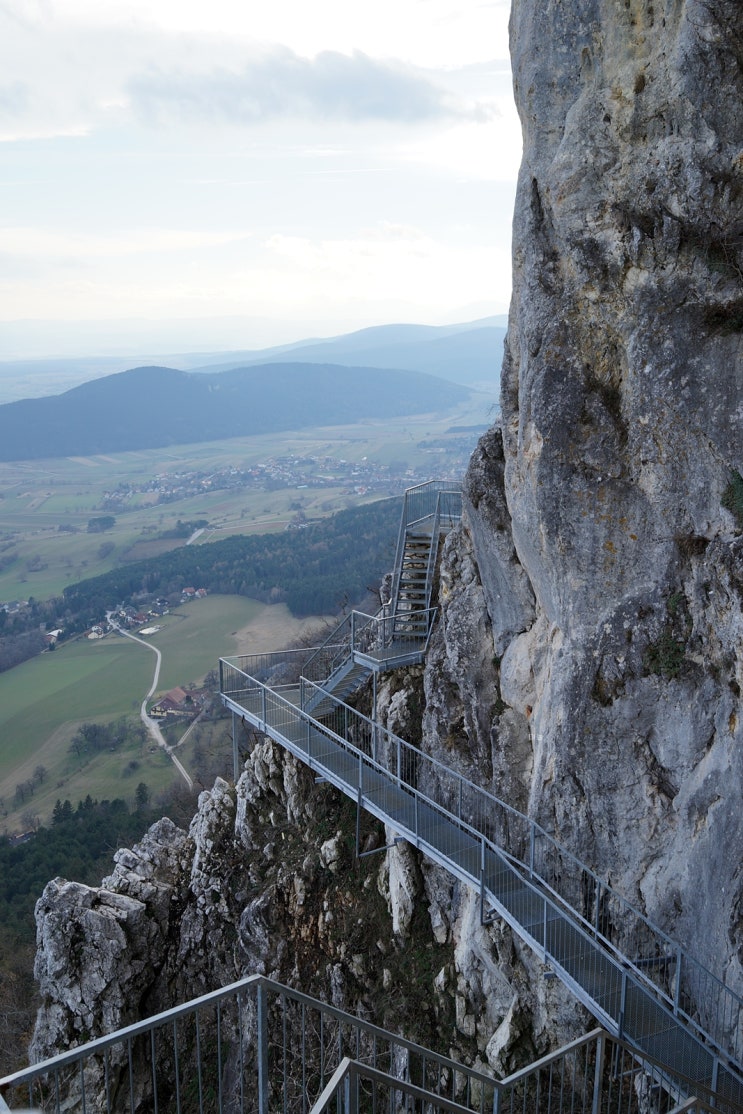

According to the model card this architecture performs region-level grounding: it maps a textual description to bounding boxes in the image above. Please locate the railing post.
[591,1033,605,1114]
[618,970,627,1039]
[529,823,535,878]
[493,1084,501,1114]
[543,897,548,961]
[346,1065,359,1114]
[594,880,602,937]
[232,710,239,782]
[397,738,401,782]
[351,610,356,653]
[458,778,462,821]
[257,982,269,1114]
[356,787,362,858]
[674,947,682,1016]
[415,794,419,843]
[261,685,266,730]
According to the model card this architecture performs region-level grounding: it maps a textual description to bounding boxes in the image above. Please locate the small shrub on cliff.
[644,630,687,680]
[643,591,691,680]
[721,470,743,532]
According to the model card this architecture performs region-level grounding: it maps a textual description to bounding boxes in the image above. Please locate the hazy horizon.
[0,310,508,404]
[0,303,507,364]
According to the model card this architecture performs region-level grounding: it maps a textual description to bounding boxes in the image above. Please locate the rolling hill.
[0,362,471,462]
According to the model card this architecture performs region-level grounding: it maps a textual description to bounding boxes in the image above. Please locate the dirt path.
[109,619,194,789]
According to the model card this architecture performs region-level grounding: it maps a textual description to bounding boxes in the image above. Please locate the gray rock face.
[31,818,193,1061]
[425,0,743,994]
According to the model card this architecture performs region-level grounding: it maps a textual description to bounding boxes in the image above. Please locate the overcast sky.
[1,0,520,358]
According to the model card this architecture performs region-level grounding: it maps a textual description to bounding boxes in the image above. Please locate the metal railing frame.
[302,613,368,685]
[0,975,496,1114]
[218,656,743,1086]
[388,481,462,625]
[301,606,440,700]
[0,974,721,1114]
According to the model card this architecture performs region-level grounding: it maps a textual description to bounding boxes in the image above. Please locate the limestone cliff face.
[425,0,743,991]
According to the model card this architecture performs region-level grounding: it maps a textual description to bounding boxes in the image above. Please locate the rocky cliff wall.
[424,0,743,991]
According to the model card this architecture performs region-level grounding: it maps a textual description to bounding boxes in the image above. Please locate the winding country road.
[108,618,194,789]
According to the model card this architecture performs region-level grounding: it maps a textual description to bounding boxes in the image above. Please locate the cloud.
[127,47,493,127]
[0,226,245,260]
[0,80,29,116]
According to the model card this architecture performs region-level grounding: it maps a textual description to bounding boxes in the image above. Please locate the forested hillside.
[61,497,399,624]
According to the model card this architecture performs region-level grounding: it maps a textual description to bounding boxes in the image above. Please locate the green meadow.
[0,595,302,833]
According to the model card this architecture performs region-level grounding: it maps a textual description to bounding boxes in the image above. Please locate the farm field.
[0,402,490,603]
[0,595,320,834]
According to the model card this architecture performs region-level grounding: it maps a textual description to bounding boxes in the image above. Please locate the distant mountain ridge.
[0,362,471,462]
[187,317,506,387]
[0,316,505,403]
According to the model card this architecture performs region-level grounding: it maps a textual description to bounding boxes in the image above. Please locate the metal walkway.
[219,656,743,1113]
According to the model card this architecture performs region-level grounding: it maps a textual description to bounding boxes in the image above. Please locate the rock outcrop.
[32,742,563,1078]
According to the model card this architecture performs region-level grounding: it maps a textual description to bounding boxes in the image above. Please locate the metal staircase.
[301,481,462,717]
[388,479,462,643]
[392,529,437,640]
[215,483,743,1114]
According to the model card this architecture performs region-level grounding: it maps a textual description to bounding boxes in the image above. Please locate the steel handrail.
[0,974,498,1110]
[302,614,355,683]
[3,967,724,1114]
[306,1034,722,1114]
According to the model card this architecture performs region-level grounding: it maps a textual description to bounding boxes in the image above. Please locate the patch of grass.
[721,470,743,531]
[643,591,692,680]
[135,596,265,693]
[643,630,687,680]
